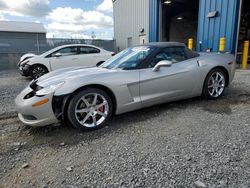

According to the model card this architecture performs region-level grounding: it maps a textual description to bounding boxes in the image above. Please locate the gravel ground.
[0,70,30,116]
[0,70,250,187]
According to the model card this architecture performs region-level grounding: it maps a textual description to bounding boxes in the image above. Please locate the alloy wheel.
[207,72,225,98]
[74,93,109,128]
[31,66,47,79]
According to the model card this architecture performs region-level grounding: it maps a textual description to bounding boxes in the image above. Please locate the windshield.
[101,46,156,70]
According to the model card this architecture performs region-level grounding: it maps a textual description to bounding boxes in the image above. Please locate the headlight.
[36,81,65,96]
[20,60,29,66]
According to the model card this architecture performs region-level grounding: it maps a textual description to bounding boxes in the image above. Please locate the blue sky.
[0,0,113,39]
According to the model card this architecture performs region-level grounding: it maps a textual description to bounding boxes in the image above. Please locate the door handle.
[72,58,78,60]
[197,60,201,67]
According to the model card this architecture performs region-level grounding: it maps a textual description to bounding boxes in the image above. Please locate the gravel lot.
[0,70,30,116]
[0,70,250,187]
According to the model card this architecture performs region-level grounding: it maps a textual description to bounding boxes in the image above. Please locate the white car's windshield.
[101,46,156,70]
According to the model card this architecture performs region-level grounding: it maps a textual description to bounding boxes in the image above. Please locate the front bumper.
[18,63,30,77]
[15,86,58,127]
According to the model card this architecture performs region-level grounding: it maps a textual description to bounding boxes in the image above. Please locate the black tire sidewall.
[29,65,48,79]
[202,69,226,100]
[67,88,113,130]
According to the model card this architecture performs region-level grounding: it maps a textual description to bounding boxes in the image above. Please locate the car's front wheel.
[202,68,227,100]
[29,65,48,79]
[67,88,113,130]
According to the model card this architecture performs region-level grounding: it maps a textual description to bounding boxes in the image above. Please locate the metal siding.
[113,0,150,50]
[213,0,222,52]
[149,0,160,42]
[208,0,216,49]
[197,0,241,53]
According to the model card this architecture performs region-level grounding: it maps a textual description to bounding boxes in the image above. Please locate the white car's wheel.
[202,68,227,100]
[29,65,48,79]
[67,88,113,130]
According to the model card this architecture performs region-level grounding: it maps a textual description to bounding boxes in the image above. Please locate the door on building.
[236,0,250,64]
[160,0,199,49]
[127,37,132,47]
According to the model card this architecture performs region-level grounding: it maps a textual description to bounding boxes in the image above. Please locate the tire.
[29,65,48,79]
[202,68,227,100]
[67,88,113,130]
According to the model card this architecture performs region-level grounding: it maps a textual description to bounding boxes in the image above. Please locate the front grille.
[22,114,37,120]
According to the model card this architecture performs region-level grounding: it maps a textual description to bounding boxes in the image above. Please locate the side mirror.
[153,60,172,72]
[54,52,62,57]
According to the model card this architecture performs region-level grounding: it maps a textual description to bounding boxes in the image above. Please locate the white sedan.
[18,44,115,79]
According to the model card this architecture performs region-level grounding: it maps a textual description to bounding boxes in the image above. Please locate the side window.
[79,46,100,54]
[117,50,150,70]
[148,52,171,68]
[163,47,187,63]
[51,47,78,57]
[185,48,200,59]
[147,47,188,68]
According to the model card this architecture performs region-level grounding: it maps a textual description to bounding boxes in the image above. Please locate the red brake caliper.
[98,106,104,113]
[209,79,213,88]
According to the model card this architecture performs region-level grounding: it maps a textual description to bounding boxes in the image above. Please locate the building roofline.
[0,21,46,34]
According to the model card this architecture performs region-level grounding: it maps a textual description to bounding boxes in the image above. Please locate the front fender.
[54,71,141,115]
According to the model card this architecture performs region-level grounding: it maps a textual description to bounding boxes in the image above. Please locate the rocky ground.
[0,70,250,188]
[0,70,30,115]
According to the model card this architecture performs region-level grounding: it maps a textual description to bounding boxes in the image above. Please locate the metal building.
[0,21,47,54]
[113,0,249,56]
[113,0,150,51]
[0,21,47,70]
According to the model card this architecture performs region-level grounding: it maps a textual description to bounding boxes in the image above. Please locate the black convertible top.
[146,42,186,48]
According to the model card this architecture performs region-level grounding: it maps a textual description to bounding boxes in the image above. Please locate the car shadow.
[17,84,250,149]
[19,97,202,148]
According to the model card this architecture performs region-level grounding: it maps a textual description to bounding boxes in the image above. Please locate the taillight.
[111,53,116,56]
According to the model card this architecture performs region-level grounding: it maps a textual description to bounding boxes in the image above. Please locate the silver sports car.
[15,42,236,130]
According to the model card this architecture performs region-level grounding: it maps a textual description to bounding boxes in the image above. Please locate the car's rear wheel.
[202,68,226,100]
[29,65,48,79]
[67,88,113,130]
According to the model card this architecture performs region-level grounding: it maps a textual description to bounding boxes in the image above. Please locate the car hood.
[20,53,37,62]
[36,66,116,87]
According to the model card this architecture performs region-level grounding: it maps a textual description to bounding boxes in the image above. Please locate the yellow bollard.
[219,37,226,52]
[242,40,249,70]
[188,38,193,50]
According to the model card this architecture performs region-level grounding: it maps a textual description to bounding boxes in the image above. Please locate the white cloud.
[0,13,5,20]
[46,7,113,39]
[0,0,114,39]
[48,7,83,24]
[0,0,50,17]
[82,11,113,26]
[48,7,113,27]
[96,0,113,13]
[47,22,85,33]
